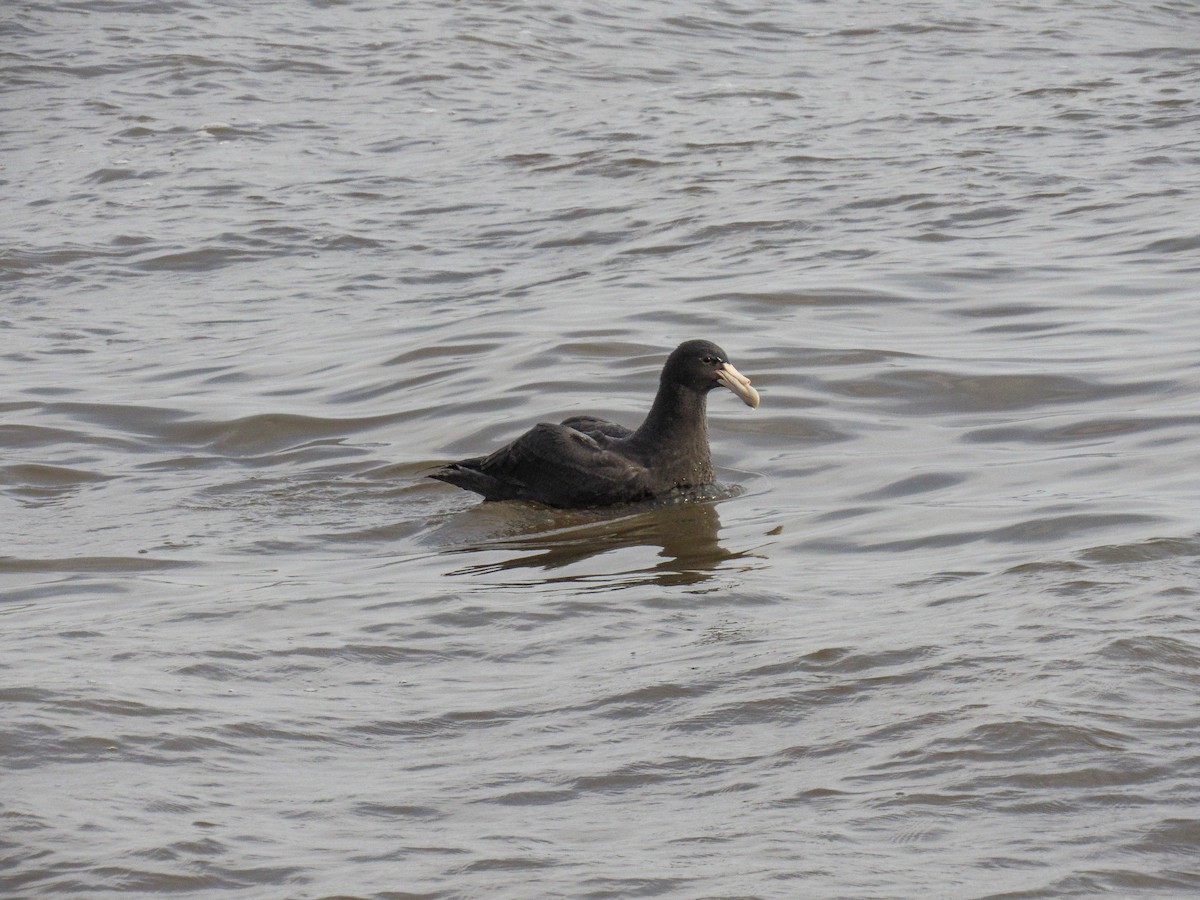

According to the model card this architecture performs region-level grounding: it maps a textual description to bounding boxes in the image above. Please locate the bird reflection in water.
[441,489,759,588]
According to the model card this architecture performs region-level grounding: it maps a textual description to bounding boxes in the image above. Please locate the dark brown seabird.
[429,339,760,508]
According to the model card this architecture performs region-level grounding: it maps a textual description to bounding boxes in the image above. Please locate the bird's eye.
[701,355,717,364]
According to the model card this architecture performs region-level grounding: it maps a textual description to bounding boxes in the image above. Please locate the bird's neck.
[627,383,714,480]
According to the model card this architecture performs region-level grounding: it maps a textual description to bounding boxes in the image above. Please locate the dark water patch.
[178,181,258,199]
[562,155,677,180]
[619,241,700,257]
[972,320,1069,335]
[571,756,733,794]
[55,697,198,719]
[836,192,938,212]
[0,687,59,704]
[0,556,191,574]
[397,266,506,286]
[16,402,185,442]
[1047,870,1200,896]
[196,122,261,140]
[423,604,558,632]
[224,535,319,556]
[1080,535,1200,564]
[1126,233,1200,256]
[1006,558,1102,577]
[142,364,241,384]
[2,580,130,604]
[687,218,809,242]
[354,709,521,739]
[671,653,955,732]
[501,152,558,169]
[744,644,938,679]
[317,233,386,252]
[162,412,396,457]
[855,472,966,500]
[134,247,268,272]
[271,643,454,665]
[826,370,1167,414]
[1044,578,1129,600]
[0,463,111,504]
[40,867,244,894]
[317,518,436,546]
[385,341,520,374]
[85,167,153,185]
[174,662,243,682]
[691,87,801,102]
[802,347,922,367]
[2,730,188,769]
[964,416,1200,445]
[578,876,698,897]
[20,385,84,398]
[1128,818,1200,855]
[484,788,577,806]
[116,124,193,140]
[1099,635,1200,671]
[544,338,652,361]
[986,514,1162,544]
[137,454,231,472]
[725,413,848,444]
[930,718,1132,761]
[963,762,1173,794]
[354,802,444,820]
[0,463,108,486]
[213,720,352,746]
[588,681,706,720]
[691,287,906,310]
[458,855,557,873]
[535,229,631,249]
[929,204,1026,228]
[808,512,1162,555]
[0,246,115,281]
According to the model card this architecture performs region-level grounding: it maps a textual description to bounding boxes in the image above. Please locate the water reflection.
[439,494,759,588]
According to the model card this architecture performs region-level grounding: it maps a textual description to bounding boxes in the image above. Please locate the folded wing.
[430,421,649,508]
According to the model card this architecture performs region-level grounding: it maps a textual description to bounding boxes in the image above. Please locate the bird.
[429,339,760,508]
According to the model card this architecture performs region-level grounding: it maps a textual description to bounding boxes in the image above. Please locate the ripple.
[826,370,1166,414]
[0,555,192,574]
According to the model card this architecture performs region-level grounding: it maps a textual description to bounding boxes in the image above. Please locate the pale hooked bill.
[717,362,760,408]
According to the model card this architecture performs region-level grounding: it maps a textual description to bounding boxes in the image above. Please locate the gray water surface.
[3,1,1200,897]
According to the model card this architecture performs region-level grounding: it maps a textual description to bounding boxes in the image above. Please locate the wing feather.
[558,415,634,443]
[478,422,649,507]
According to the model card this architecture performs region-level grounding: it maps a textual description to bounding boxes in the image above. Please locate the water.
[3,0,1200,896]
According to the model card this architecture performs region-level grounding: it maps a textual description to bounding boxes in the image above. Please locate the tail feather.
[429,462,524,501]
